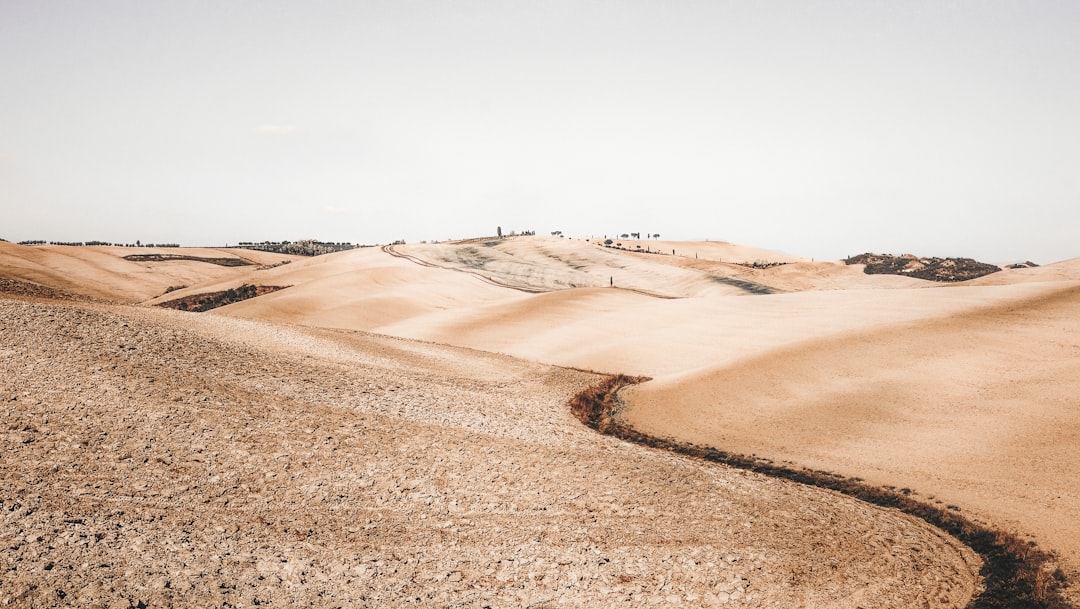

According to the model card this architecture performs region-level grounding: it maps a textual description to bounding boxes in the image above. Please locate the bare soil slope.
[395,238,818,297]
[0,298,979,608]
[203,246,526,331]
[622,281,1080,593]
[5,237,1079,605]
[0,242,297,303]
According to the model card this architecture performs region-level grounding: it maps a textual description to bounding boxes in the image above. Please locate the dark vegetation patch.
[453,246,500,271]
[124,254,253,267]
[569,376,1072,609]
[732,260,790,270]
[23,241,181,247]
[846,253,1001,282]
[156,284,287,312]
[235,240,364,256]
[711,276,781,295]
[0,277,83,302]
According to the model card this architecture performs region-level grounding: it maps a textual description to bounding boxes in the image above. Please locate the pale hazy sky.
[2,1,1077,262]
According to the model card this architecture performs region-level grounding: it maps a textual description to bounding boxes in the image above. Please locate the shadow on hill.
[711,275,782,295]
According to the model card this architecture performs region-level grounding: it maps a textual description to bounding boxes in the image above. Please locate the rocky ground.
[1,296,980,608]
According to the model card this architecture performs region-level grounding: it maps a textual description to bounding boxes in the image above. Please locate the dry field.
[3,237,1078,607]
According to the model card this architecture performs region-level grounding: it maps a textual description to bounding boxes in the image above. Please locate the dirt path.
[1,297,979,608]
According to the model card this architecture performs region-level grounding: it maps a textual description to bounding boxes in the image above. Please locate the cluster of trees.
[495,228,535,238]
[734,260,789,269]
[236,240,362,256]
[845,253,1000,282]
[616,233,660,239]
[17,240,181,247]
[598,239,677,257]
[34,241,106,247]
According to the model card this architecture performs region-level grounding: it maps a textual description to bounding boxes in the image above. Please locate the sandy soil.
[0,297,979,607]
[5,237,1079,606]
[621,282,1080,587]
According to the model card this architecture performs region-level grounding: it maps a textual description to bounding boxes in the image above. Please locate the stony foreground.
[1,297,979,608]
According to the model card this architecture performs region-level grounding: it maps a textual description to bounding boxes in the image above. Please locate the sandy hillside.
[621,282,1080,574]
[3,237,1078,605]
[963,257,1080,285]
[590,239,807,265]
[391,238,936,296]
[229,238,1080,595]
[199,246,528,330]
[0,297,980,608]
[0,242,297,303]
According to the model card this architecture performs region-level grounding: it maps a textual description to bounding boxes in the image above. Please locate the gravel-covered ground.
[1,296,980,608]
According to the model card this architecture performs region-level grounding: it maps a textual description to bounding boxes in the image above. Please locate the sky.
[1,1,1078,262]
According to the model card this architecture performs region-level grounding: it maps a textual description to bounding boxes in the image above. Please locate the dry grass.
[569,375,1074,609]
